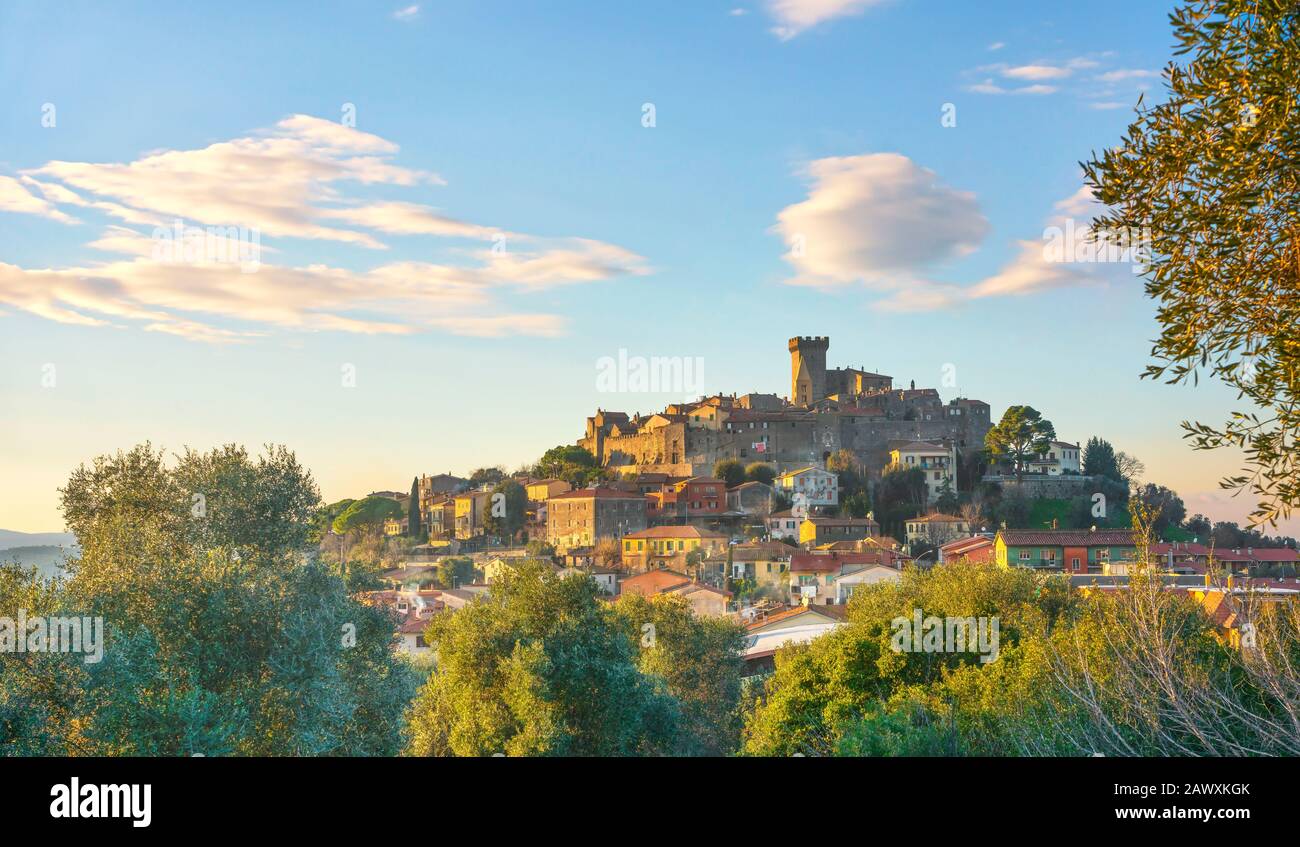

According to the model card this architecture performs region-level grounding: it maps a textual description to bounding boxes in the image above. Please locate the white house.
[775,466,839,509]
[766,509,801,541]
[1029,440,1082,476]
[888,441,954,505]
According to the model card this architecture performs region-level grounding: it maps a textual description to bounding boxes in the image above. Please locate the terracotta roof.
[619,569,692,596]
[549,487,646,500]
[790,550,901,572]
[668,582,732,599]
[731,541,795,560]
[745,605,840,631]
[1252,547,1300,563]
[998,529,1138,547]
[623,525,728,540]
[910,513,966,524]
[804,516,878,527]
[893,441,947,453]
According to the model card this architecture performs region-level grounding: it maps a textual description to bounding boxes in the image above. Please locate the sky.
[1,0,1293,536]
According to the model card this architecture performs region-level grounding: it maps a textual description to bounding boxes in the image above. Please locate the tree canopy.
[1083,0,1300,526]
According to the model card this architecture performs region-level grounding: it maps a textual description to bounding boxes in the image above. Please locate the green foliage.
[744,462,777,486]
[533,446,601,488]
[408,477,421,538]
[3,443,418,756]
[712,459,745,488]
[468,467,506,487]
[985,406,1056,480]
[1082,436,1119,481]
[483,479,527,541]
[742,562,1064,756]
[331,496,403,535]
[1084,0,1300,527]
[875,466,925,541]
[612,592,747,755]
[435,556,476,590]
[404,562,680,756]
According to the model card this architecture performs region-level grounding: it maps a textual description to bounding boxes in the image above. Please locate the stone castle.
[579,337,992,480]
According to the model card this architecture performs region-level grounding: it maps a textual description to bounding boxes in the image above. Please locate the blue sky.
[2,0,1291,535]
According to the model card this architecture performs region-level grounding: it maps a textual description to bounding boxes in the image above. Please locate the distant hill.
[0,529,77,550]
[0,545,73,579]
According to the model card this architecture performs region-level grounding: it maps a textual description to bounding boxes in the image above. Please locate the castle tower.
[789,336,829,407]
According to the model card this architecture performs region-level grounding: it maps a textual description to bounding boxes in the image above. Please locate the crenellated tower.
[789,336,829,407]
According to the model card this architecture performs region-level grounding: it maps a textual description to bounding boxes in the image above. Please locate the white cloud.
[0,175,78,224]
[1004,64,1072,81]
[774,153,989,289]
[26,115,442,248]
[765,0,886,40]
[988,41,1005,51]
[775,160,1123,311]
[1094,68,1157,83]
[392,5,420,21]
[966,79,1056,96]
[0,116,650,342]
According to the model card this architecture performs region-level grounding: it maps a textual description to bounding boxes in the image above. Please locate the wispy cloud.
[764,0,886,40]
[0,115,651,342]
[774,155,1123,311]
[392,4,420,22]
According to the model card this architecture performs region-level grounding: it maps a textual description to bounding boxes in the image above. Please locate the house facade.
[887,441,954,505]
[799,516,879,547]
[620,525,729,571]
[995,528,1138,573]
[904,513,971,547]
[546,488,648,554]
[775,466,839,509]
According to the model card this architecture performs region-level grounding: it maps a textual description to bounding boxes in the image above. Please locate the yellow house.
[526,479,571,502]
[798,516,878,546]
[454,490,491,540]
[621,525,728,571]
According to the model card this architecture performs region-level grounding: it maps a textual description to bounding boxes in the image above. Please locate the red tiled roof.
[618,569,692,596]
[999,529,1138,547]
[549,487,646,500]
[790,551,901,572]
[623,525,727,540]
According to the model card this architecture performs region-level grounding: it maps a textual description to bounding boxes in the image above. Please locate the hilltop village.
[318,337,1299,668]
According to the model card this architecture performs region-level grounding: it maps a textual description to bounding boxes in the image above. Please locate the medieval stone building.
[579,337,993,484]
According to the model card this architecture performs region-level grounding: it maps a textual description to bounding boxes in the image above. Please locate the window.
[1071,557,1080,569]
[1019,550,1031,561]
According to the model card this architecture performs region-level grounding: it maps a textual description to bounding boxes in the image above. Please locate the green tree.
[613,592,746,756]
[408,477,421,538]
[1082,437,1120,481]
[468,466,506,487]
[435,556,476,590]
[4,443,418,756]
[404,562,680,756]
[1083,0,1300,527]
[713,459,745,488]
[744,462,777,486]
[331,495,403,535]
[827,448,867,496]
[484,479,527,543]
[985,406,1056,482]
[533,445,598,485]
